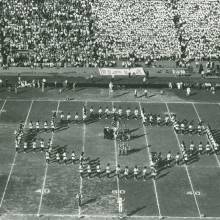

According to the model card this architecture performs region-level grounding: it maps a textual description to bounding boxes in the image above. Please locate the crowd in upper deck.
[0,0,219,68]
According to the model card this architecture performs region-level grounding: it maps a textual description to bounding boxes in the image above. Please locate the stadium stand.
[0,0,219,69]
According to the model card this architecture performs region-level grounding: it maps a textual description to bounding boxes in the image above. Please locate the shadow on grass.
[157,171,170,180]
[129,127,140,133]
[53,144,68,153]
[131,134,145,140]
[127,146,146,155]
[138,94,146,98]
[82,197,97,206]
[85,118,99,125]
[211,129,220,144]
[25,130,38,143]
[89,157,100,164]
[187,156,200,165]
[148,94,156,98]
[127,205,146,216]
[75,87,86,92]
[55,122,69,132]
[114,91,130,98]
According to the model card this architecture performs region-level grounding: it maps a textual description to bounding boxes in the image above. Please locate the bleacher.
[0,0,220,69]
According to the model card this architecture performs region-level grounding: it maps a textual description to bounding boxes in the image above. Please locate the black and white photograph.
[0,0,220,219]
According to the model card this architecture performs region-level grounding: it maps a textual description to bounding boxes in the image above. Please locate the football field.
[0,98,220,220]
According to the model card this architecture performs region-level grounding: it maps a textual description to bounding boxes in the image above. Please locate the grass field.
[0,96,220,220]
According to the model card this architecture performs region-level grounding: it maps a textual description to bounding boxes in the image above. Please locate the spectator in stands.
[0,0,219,68]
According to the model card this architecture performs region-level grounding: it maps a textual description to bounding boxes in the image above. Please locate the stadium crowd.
[0,0,219,68]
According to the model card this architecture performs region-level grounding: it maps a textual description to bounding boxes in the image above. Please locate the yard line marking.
[6,213,220,219]
[3,98,220,105]
[78,100,87,217]
[139,102,162,218]
[0,99,7,114]
[72,99,220,105]
[1,99,54,102]
[0,123,20,127]
[82,101,87,152]
[0,153,17,209]
[192,103,220,168]
[37,100,60,217]
[0,100,33,209]
[24,100,34,126]
[112,101,121,216]
[176,165,220,169]
[37,163,48,216]
[165,102,202,218]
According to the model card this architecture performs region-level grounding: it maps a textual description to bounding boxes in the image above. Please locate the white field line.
[0,154,17,209]
[165,103,202,218]
[4,213,220,219]
[79,100,87,217]
[112,101,121,215]
[138,102,162,218]
[37,100,60,216]
[68,100,219,105]
[0,99,7,114]
[176,165,220,169]
[1,98,220,105]
[192,103,220,168]
[0,100,33,209]
[0,123,22,127]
